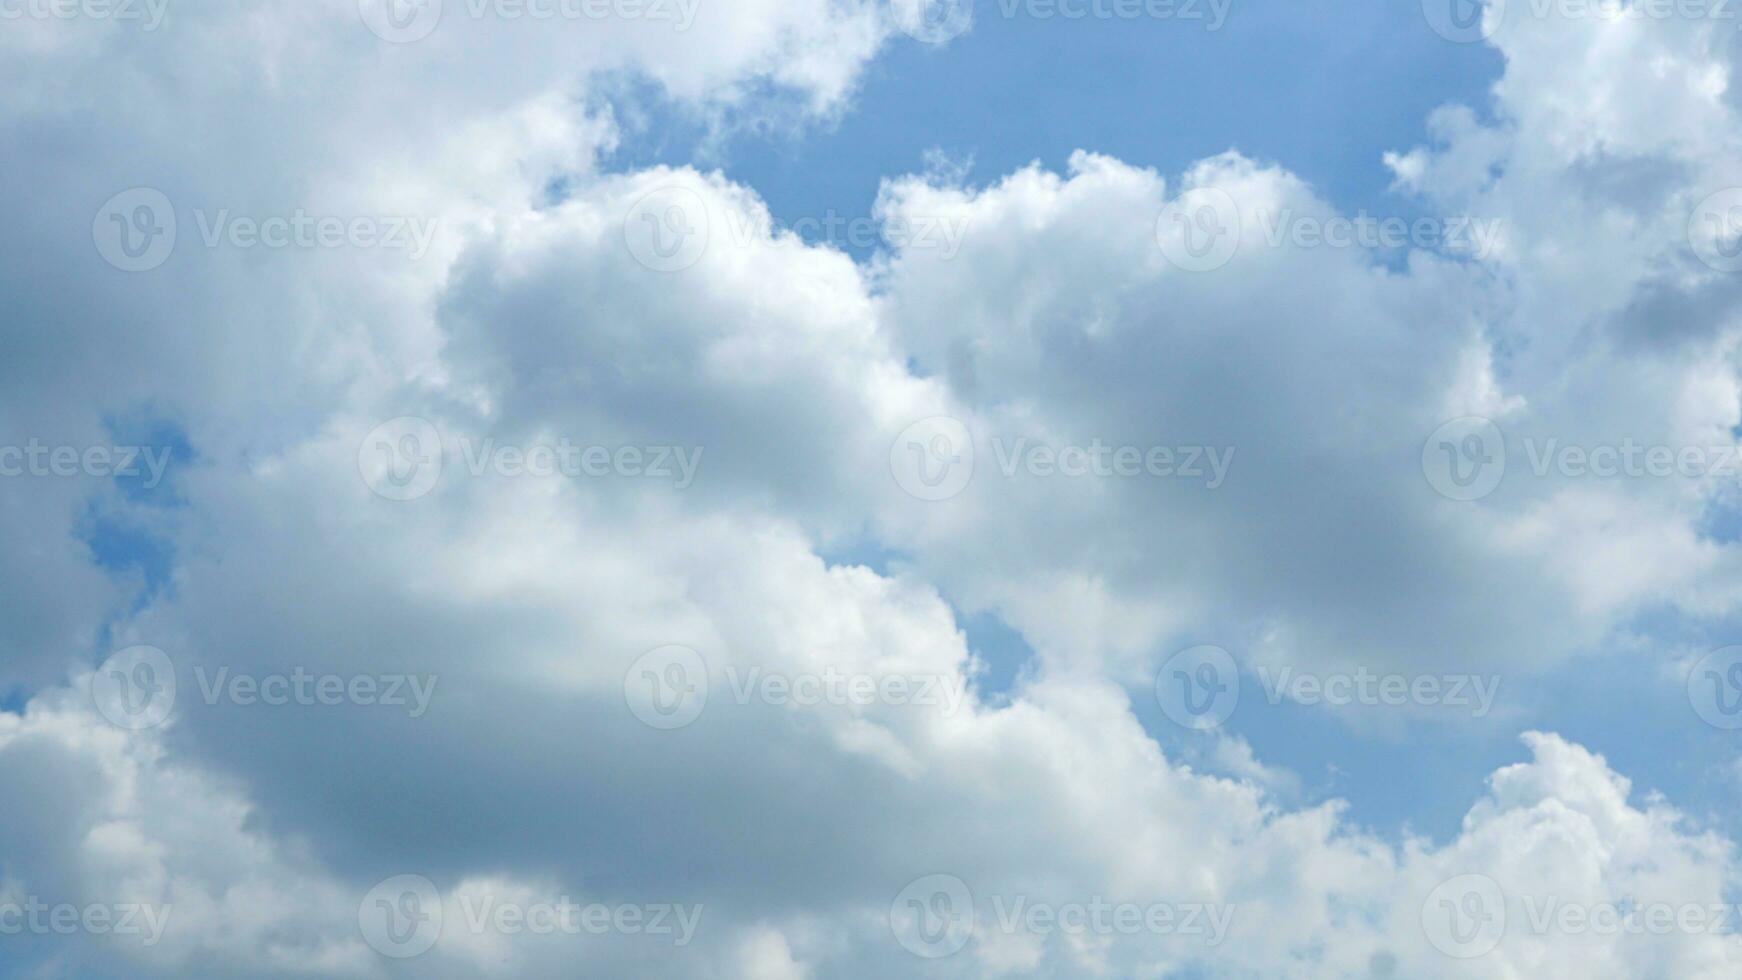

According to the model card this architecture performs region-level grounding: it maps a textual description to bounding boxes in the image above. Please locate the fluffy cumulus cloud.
[4,0,1742,977]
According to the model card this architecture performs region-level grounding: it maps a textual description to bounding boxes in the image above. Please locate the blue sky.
[625,0,1504,245]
